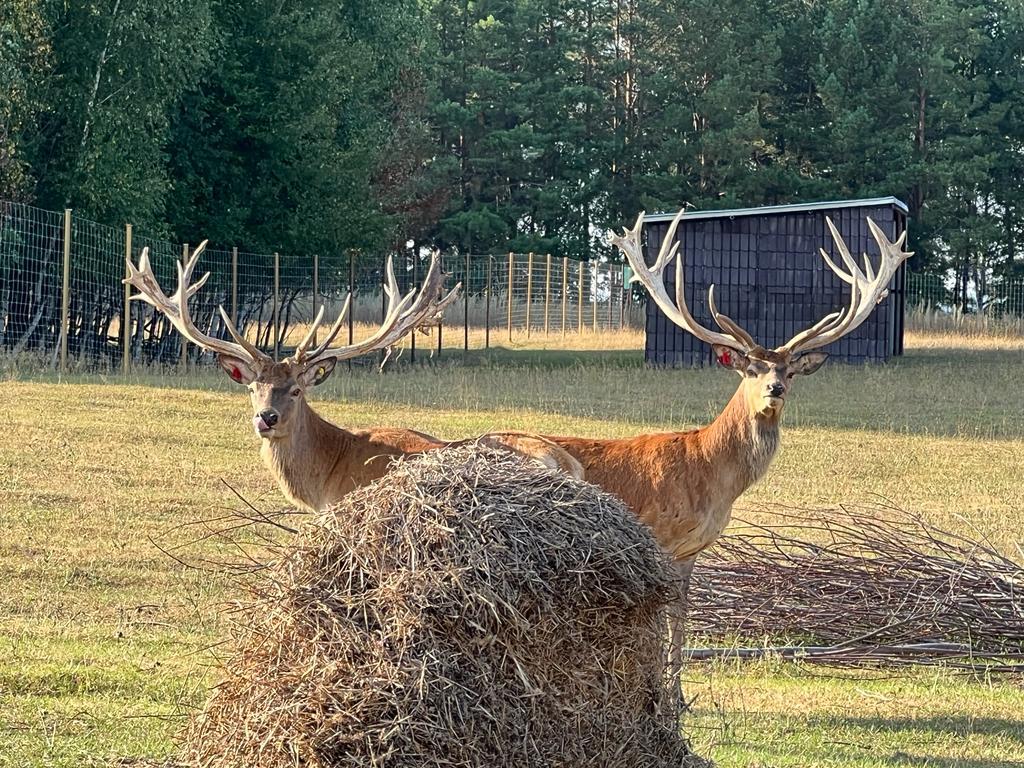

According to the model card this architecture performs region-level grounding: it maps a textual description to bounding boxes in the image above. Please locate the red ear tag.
[230,365,243,382]
[718,351,732,367]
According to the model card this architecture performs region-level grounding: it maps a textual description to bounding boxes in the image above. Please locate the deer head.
[125,244,460,440]
[615,210,912,418]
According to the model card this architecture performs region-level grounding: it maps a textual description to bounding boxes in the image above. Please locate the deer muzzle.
[253,409,279,436]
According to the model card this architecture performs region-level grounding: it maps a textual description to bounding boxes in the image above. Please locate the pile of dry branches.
[182,445,705,768]
[688,505,1024,671]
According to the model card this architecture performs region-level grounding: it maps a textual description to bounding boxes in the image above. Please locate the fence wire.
[7,199,1018,370]
[1,202,65,361]
[1,201,637,369]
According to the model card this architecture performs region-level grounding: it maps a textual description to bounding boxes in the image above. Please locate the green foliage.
[28,0,214,228]
[1,0,1022,281]
[0,0,51,201]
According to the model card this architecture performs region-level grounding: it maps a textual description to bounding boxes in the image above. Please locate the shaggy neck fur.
[699,384,781,502]
[260,399,352,512]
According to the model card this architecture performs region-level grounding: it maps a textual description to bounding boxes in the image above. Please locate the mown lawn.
[2,331,1023,767]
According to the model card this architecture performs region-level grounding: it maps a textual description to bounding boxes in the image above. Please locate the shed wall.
[644,203,907,366]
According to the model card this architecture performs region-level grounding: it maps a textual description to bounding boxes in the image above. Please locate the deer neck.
[260,399,352,512]
[698,384,782,502]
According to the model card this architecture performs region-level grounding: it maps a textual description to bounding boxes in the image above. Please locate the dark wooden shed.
[642,197,909,366]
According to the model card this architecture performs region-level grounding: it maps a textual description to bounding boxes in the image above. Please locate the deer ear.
[299,358,337,388]
[792,352,828,376]
[217,353,257,385]
[712,344,748,373]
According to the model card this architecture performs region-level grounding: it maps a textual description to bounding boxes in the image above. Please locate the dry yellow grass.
[2,328,1023,766]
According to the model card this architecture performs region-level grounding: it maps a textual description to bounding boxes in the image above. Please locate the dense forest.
[3,0,1024,287]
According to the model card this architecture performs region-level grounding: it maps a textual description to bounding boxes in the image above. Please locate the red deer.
[546,210,911,663]
[125,245,582,512]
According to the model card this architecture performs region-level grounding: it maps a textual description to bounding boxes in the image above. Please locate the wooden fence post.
[507,252,514,342]
[485,256,492,349]
[525,252,534,337]
[181,243,189,368]
[380,254,387,367]
[620,265,627,329]
[312,253,319,347]
[273,251,280,359]
[592,262,598,332]
[436,253,443,359]
[577,260,584,331]
[464,251,470,352]
[607,264,613,329]
[544,253,551,334]
[60,208,71,372]
[561,257,568,335]
[123,223,132,374]
[348,250,355,370]
[410,253,417,363]
[231,246,238,327]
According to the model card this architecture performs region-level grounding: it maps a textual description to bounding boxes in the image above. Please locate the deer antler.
[614,210,755,351]
[780,216,912,355]
[614,209,912,358]
[291,251,461,365]
[125,242,272,364]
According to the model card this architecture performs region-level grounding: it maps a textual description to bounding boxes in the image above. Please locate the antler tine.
[124,241,270,364]
[127,248,190,311]
[289,305,327,362]
[782,216,912,355]
[293,294,352,362]
[708,285,757,350]
[617,208,753,351]
[216,306,272,361]
[298,252,461,365]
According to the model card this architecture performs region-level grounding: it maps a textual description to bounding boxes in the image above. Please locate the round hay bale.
[182,445,705,768]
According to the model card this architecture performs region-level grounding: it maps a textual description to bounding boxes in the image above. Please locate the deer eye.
[290,387,301,397]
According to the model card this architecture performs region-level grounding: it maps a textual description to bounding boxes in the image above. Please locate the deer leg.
[667,556,696,713]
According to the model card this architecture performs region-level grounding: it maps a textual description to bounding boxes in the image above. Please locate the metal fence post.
[525,252,534,337]
[181,243,189,368]
[60,209,71,372]
[592,262,598,332]
[123,223,132,374]
[231,246,238,327]
[485,255,492,349]
[273,251,280,359]
[507,252,514,342]
[544,253,551,334]
[561,257,568,335]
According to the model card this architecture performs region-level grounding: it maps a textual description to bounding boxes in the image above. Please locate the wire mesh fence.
[905,271,1024,334]
[5,199,1022,371]
[0,201,639,370]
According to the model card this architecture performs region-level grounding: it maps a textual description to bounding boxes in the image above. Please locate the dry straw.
[689,506,1024,672]
[182,445,705,768]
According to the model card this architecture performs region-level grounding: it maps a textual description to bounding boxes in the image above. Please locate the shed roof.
[642,196,908,223]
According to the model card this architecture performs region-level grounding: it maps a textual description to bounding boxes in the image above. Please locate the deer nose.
[259,409,279,427]
[767,383,785,398]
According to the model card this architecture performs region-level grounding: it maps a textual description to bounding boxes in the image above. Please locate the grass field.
[3,330,1023,767]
